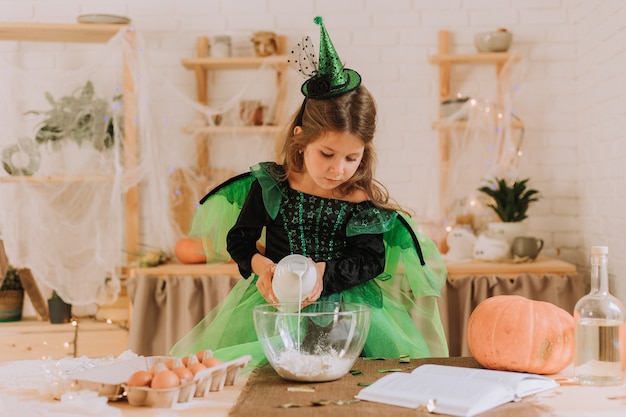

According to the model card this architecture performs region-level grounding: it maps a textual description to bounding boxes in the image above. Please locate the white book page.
[356,365,560,417]
[355,371,513,417]
[412,365,559,398]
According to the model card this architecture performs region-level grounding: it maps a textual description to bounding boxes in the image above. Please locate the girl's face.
[299,129,365,195]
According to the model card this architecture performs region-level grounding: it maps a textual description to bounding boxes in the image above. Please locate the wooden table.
[0,359,245,417]
[112,383,243,416]
[2,356,625,416]
[227,357,626,417]
[444,256,577,279]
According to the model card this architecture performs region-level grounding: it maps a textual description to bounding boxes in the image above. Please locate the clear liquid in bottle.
[575,319,624,385]
[574,246,626,386]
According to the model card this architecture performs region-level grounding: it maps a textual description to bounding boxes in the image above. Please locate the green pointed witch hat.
[301,16,361,99]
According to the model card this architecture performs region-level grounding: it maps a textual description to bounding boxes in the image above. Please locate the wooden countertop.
[125,262,241,278]
[2,358,624,416]
[124,257,577,281]
[444,256,577,279]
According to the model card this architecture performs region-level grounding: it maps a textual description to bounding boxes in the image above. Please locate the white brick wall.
[575,0,626,301]
[1,0,625,301]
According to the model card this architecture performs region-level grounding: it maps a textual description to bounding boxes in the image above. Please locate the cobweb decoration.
[0,30,132,306]
[0,27,302,307]
[437,54,527,234]
[287,36,318,78]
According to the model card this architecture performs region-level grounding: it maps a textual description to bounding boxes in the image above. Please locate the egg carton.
[193,354,251,396]
[72,354,252,408]
[124,380,196,408]
[73,355,169,401]
[121,354,252,408]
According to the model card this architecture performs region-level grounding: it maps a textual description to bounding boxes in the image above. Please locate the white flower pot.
[486,222,529,245]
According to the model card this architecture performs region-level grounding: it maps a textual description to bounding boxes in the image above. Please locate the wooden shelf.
[182,125,283,135]
[181,55,287,71]
[430,30,524,222]
[0,175,115,183]
[432,119,524,130]
[170,35,291,234]
[429,52,522,65]
[0,22,129,43]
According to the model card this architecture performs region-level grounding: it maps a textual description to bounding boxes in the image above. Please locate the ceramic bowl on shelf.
[474,30,513,53]
[440,97,470,118]
[253,301,371,382]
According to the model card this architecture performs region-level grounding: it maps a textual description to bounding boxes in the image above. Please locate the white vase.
[486,222,529,245]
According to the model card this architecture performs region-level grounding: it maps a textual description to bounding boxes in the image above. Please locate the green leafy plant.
[27,81,121,151]
[50,290,63,300]
[1,266,23,291]
[477,177,540,222]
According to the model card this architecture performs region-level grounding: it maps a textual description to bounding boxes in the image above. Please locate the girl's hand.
[253,254,278,303]
[301,260,325,308]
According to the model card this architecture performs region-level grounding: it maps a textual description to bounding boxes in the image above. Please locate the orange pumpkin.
[174,237,207,264]
[467,295,574,374]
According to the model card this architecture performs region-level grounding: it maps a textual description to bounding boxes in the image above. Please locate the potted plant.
[47,290,72,324]
[0,265,24,322]
[26,80,121,152]
[477,177,540,244]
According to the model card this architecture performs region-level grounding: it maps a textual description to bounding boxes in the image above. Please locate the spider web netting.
[0,27,301,306]
[437,55,528,234]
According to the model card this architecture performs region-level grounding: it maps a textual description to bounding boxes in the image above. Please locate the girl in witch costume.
[170,17,448,364]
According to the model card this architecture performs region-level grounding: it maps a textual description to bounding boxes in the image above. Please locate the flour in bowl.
[273,348,354,382]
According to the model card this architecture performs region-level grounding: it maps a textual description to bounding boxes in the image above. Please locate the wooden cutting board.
[0,240,8,286]
[17,268,49,321]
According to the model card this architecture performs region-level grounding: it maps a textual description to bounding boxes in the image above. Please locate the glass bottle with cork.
[574,245,626,386]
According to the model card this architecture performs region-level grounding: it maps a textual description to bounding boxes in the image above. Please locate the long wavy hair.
[276,86,408,214]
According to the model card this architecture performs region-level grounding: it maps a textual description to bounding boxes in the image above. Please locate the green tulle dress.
[170,162,449,367]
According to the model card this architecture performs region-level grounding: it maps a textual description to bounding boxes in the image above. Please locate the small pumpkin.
[174,237,207,264]
[467,295,574,374]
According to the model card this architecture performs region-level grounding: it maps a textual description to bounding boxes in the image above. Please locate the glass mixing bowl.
[253,301,371,382]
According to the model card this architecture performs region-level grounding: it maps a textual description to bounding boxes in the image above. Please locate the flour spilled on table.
[273,348,353,382]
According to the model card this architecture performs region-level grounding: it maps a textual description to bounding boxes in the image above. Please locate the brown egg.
[151,369,180,389]
[164,358,176,370]
[169,357,192,381]
[187,362,207,376]
[127,370,152,387]
[182,354,199,367]
[172,365,194,382]
[195,349,213,363]
[202,357,222,368]
[165,357,185,370]
[149,361,168,375]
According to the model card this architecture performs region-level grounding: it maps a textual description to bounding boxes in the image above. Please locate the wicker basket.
[0,290,24,322]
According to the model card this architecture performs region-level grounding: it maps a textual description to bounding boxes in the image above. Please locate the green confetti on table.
[377,368,403,373]
[311,400,332,406]
[280,403,301,408]
[350,369,363,375]
[357,382,371,386]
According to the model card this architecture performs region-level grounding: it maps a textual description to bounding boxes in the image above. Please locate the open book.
[355,364,559,417]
